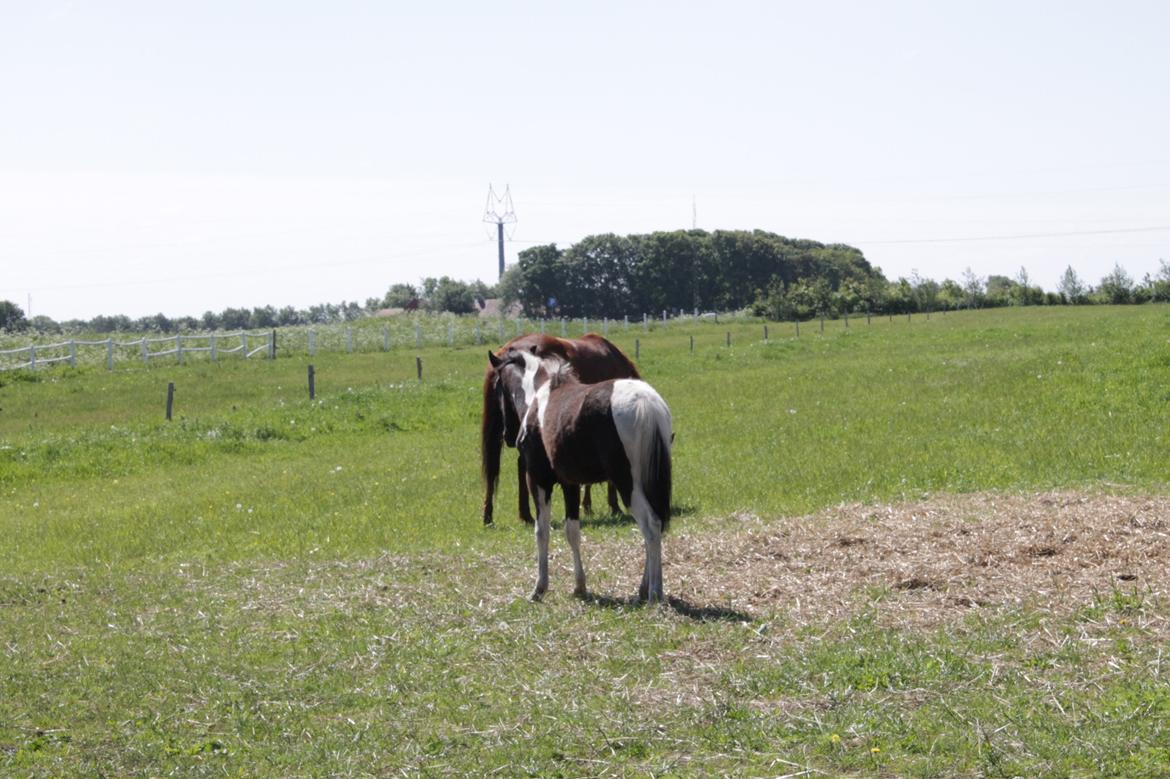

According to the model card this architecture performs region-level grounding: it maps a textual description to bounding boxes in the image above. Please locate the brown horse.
[481,333,640,525]
[488,348,672,601]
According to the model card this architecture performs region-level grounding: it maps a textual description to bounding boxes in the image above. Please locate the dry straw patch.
[650,492,1170,631]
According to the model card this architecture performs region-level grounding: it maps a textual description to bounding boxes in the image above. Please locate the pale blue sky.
[2,1,1168,320]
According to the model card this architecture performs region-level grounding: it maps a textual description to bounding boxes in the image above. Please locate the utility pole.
[482,184,517,280]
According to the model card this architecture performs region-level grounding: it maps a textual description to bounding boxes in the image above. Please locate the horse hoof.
[573,586,588,599]
[529,589,545,602]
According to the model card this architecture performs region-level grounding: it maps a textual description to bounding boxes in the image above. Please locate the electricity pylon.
[482,184,517,279]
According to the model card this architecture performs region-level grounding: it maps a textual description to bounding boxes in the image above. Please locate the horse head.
[487,349,530,447]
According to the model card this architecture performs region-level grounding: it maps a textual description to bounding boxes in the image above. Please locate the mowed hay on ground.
[565,492,1170,631]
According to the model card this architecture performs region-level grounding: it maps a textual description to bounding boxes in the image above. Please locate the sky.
[1,1,1168,321]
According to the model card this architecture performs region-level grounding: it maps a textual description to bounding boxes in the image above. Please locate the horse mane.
[542,354,577,390]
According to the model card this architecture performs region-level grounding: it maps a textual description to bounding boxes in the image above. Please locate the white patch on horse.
[610,379,673,479]
[515,351,543,446]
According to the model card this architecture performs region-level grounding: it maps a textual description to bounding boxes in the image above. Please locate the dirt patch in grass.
[643,492,1170,631]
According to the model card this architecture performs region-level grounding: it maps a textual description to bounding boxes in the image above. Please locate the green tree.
[382,283,420,309]
[0,300,27,331]
[1058,266,1087,304]
[426,277,476,314]
[1096,262,1134,304]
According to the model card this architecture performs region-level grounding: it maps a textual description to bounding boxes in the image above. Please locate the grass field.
[2,306,1169,776]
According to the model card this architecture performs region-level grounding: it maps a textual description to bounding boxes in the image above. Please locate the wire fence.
[0,309,813,372]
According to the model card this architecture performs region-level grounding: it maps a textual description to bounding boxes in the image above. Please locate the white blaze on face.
[518,351,548,435]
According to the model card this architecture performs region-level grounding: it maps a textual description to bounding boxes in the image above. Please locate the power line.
[857,225,1170,246]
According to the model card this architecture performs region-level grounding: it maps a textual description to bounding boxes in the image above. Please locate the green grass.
[2,306,1169,775]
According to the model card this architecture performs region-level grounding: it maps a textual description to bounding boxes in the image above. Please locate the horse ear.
[488,351,503,368]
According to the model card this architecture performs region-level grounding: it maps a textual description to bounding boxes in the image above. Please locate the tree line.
[2,233,1168,332]
[0,276,497,334]
[496,229,1170,320]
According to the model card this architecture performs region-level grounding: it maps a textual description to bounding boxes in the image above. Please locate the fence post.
[416,322,422,348]
[165,382,175,421]
[308,364,315,400]
[30,344,37,369]
[867,311,872,325]
[582,317,587,334]
[643,313,648,332]
[764,324,769,342]
[416,356,423,382]
[624,315,629,330]
[210,334,217,361]
[603,318,609,336]
[689,334,694,353]
[726,331,731,347]
[176,334,184,365]
[140,340,148,364]
[106,339,114,371]
[539,319,545,335]
[69,340,77,368]
[384,325,391,351]
[662,310,666,323]
[242,332,249,357]
[271,328,277,359]
[561,318,566,337]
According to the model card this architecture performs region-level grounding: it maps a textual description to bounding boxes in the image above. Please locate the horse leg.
[530,474,552,601]
[630,489,664,603]
[517,452,534,524]
[607,481,621,516]
[562,484,587,597]
[582,484,594,515]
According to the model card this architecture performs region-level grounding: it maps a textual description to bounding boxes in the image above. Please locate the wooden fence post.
[416,356,423,382]
[689,334,694,354]
[106,339,114,371]
[271,328,277,359]
[726,332,731,347]
[69,341,77,368]
[308,364,315,399]
[176,334,184,365]
[140,340,148,364]
[764,324,769,342]
[166,382,175,421]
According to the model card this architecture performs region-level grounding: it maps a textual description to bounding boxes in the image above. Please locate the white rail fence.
[0,331,274,371]
[0,310,758,372]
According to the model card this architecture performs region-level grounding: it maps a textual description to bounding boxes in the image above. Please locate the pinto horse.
[481,333,639,525]
[487,348,673,602]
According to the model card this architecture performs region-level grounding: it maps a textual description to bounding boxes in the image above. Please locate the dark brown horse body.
[481,333,639,525]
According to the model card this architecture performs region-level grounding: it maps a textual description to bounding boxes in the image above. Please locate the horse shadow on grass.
[580,502,698,529]
[581,591,754,624]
